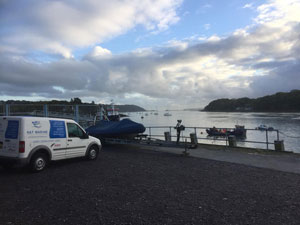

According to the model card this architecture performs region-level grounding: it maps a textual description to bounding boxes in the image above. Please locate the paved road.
[139,143,300,174]
[1,145,300,225]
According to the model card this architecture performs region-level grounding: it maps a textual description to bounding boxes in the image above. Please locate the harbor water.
[128,111,300,153]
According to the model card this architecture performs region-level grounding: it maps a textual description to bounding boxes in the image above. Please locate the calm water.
[128,111,300,153]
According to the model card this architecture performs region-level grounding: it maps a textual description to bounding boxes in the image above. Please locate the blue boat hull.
[86,119,145,139]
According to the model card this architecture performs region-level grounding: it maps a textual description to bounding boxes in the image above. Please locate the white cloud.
[87,46,112,58]
[256,0,300,25]
[243,3,254,9]
[0,0,182,58]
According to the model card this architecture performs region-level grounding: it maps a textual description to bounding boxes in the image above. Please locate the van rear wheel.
[30,153,48,172]
[86,146,99,160]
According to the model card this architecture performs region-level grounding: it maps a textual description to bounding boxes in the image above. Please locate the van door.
[66,123,88,158]
[0,119,20,157]
[49,120,68,160]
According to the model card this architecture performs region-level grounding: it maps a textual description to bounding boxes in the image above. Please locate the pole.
[5,104,10,116]
[43,104,48,117]
[75,105,79,122]
[266,130,269,150]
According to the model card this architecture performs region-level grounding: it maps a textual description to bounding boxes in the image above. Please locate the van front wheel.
[86,146,99,160]
[30,153,48,172]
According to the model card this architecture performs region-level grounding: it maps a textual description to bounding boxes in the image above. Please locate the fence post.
[43,104,48,117]
[182,138,190,156]
[228,135,237,147]
[164,132,171,142]
[266,130,269,150]
[274,140,285,151]
[75,105,79,122]
[5,104,10,116]
[190,133,198,146]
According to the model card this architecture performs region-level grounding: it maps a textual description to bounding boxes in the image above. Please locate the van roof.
[0,116,76,123]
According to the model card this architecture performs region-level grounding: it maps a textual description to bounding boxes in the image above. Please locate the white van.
[0,116,101,172]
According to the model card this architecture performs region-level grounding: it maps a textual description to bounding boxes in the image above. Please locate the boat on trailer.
[86,118,145,140]
[86,103,145,141]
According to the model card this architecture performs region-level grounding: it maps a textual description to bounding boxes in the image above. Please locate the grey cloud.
[250,61,300,97]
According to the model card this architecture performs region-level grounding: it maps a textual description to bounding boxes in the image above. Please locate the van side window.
[67,123,84,138]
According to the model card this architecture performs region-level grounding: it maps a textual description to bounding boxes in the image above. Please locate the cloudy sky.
[0,0,299,109]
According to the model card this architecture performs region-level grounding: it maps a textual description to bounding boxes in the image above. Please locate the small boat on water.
[255,124,274,131]
[206,127,227,136]
[164,112,172,116]
[206,125,246,137]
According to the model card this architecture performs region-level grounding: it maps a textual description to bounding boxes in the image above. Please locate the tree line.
[203,90,300,112]
[0,98,145,113]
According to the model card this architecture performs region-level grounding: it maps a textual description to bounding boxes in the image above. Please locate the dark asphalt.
[1,145,300,225]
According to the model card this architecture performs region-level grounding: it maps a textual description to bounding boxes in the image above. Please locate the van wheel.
[86,146,99,160]
[30,153,48,172]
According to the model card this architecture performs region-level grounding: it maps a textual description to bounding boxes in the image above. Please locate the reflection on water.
[128,111,300,153]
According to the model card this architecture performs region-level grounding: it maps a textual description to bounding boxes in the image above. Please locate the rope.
[279,131,300,139]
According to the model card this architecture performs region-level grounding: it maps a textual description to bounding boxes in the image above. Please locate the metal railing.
[0,103,98,125]
[144,126,280,150]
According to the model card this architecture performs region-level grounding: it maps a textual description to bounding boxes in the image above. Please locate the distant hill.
[203,90,300,112]
[184,108,203,111]
[0,99,146,113]
[115,104,145,112]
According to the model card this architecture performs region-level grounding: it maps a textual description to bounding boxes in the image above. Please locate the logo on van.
[32,121,41,128]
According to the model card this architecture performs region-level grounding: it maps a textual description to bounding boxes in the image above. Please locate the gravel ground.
[1,145,300,225]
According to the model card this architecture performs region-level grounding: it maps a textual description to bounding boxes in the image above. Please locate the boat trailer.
[103,135,198,156]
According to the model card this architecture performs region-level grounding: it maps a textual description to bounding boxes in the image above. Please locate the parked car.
[0,116,101,172]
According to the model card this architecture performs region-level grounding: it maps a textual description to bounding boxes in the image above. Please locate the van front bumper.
[0,156,28,166]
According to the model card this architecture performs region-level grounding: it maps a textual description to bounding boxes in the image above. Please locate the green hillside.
[203,90,300,112]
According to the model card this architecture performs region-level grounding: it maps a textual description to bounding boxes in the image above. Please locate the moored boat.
[255,124,274,131]
[206,125,246,137]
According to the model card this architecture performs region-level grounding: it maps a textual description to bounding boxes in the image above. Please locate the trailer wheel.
[30,153,48,172]
[86,145,99,160]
